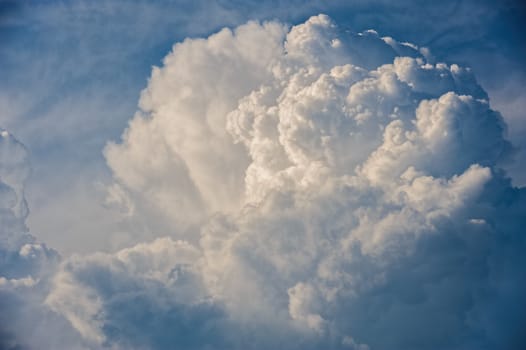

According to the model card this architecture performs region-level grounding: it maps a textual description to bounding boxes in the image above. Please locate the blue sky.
[1,1,525,349]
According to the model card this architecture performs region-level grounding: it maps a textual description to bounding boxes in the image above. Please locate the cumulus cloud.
[2,14,525,350]
[103,19,288,242]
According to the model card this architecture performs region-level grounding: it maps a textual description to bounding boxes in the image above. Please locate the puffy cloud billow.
[2,14,526,349]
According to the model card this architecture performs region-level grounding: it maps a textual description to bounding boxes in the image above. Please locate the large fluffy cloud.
[103,19,288,241]
[3,14,525,349]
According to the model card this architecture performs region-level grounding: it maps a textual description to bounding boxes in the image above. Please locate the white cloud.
[2,14,525,350]
[6,0,524,255]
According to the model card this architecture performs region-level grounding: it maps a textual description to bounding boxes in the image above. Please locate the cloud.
[104,19,288,240]
[0,129,56,280]
[45,238,224,348]
[4,0,524,256]
[0,129,85,350]
[2,14,525,350]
